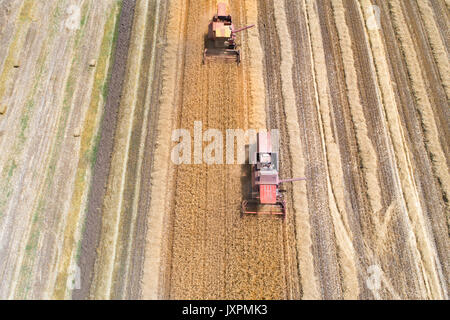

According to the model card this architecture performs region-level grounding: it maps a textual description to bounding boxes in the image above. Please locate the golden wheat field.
[0,0,448,300]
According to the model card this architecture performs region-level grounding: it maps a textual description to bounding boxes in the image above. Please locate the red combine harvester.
[203,2,255,65]
[242,132,306,218]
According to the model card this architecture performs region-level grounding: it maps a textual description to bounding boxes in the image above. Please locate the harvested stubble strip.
[323,0,383,215]
[388,0,450,214]
[120,0,163,298]
[332,0,440,297]
[244,0,266,130]
[304,0,358,299]
[273,0,321,299]
[90,0,150,299]
[305,0,348,225]
[415,0,450,100]
[385,0,448,299]
[142,0,186,299]
[0,0,35,102]
[359,0,445,300]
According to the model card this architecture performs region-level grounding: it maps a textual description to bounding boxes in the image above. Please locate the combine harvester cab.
[242,132,306,218]
[203,2,254,65]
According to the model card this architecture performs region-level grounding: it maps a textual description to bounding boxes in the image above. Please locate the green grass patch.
[7,160,17,179]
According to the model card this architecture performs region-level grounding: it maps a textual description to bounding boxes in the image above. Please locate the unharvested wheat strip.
[389,0,450,219]
[304,0,358,299]
[272,0,319,299]
[385,0,449,299]
[141,0,187,299]
[324,0,383,214]
[360,0,445,300]
[244,0,266,130]
[91,0,150,299]
[415,0,450,100]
